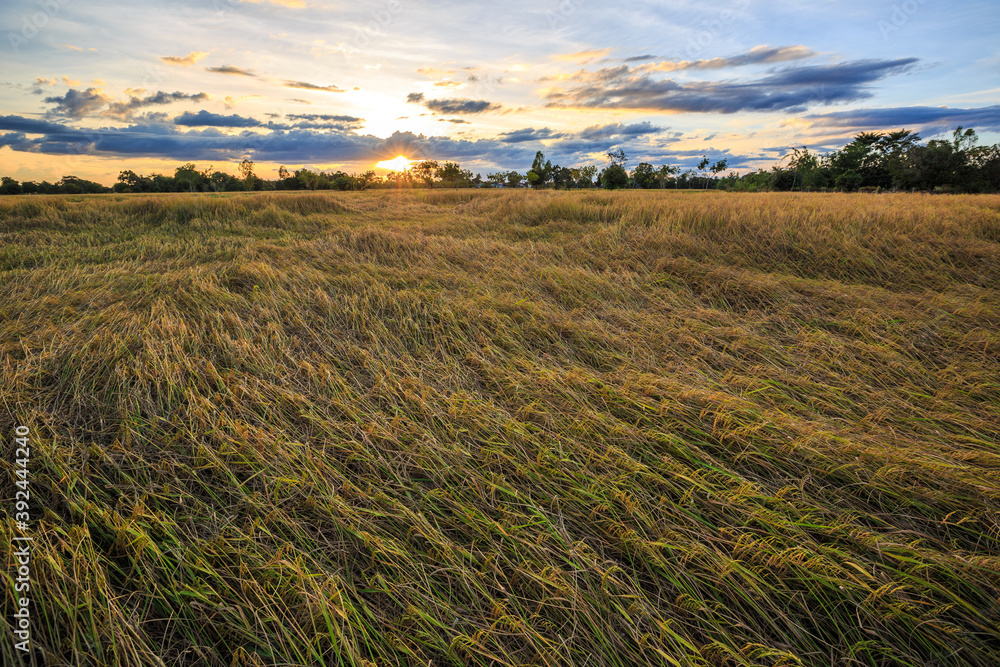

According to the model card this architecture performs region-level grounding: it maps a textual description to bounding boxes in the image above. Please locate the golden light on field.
[375,156,412,171]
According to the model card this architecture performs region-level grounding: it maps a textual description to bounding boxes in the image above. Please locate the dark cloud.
[206,65,256,77]
[0,114,699,172]
[0,114,81,135]
[286,113,362,123]
[281,114,365,131]
[44,87,110,119]
[407,93,502,114]
[498,127,565,143]
[621,54,659,63]
[105,91,209,120]
[283,80,345,92]
[0,115,535,167]
[175,110,262,127]
[498,122,664,147]
[544,58,919,114]
[43,88,209,120]
[804,105,1000,133]
[424,98,502,114]
[438,118,470,124]
[576,121,662,141]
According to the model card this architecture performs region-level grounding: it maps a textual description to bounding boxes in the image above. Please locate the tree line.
[1,126,997,195]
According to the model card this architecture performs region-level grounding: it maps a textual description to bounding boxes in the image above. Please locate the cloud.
[494,122,674,162]
[0,115,84,135]
[553,48,613,65]
[425,99,503,114]
[433,81,463,88]
[104,91,210,120]
[0,112,700,172]
[283,113,365,130]
[497,122,664,146]
[283,80,345,92]
[803,104,1000,134]
[206,65,256,77]
[621,54,659,63]
[417,67,455,78]
[438,118,470,124]
[544,58,919,114]
[498,127,565,143]
[575,121,663,141]
[31,77,56,94]
[162,51,210,67]
[44,88,111,119]
[42,87,210,121]
[62,76,81,86]
[0,115,541,168]
[406,93,503,114]
[224,94,263,109]
[638,45,816,73]
[174,110,262,127]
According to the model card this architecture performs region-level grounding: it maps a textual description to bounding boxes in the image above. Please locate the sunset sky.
[1,0,998,185]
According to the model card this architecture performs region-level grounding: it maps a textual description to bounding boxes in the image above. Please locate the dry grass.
[1,189,999,666]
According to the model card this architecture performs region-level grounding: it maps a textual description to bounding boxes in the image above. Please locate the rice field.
[1,189,999,666]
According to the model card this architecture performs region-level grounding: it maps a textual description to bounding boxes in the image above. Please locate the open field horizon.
[2,189,999,666]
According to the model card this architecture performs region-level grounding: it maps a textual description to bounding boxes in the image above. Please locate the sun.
[375,155,412,171]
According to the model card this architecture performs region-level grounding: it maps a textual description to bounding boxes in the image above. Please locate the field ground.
[1,189,999,666]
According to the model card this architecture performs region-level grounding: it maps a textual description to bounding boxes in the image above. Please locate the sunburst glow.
[375,155,412,171]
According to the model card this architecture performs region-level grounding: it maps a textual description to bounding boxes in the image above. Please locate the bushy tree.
[0,177,22,195]
[552,166,574,189]
[599,164,629,190]
[529,151,553,188]
[631,162,656,189]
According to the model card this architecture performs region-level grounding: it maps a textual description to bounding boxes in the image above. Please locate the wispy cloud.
[162,51,210,67]
[206,65,257,77]
[553,48,613,65]
[417,67,456,78]
[637,45,816,73]
[224,95,263,109]
[282,80,346,92]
